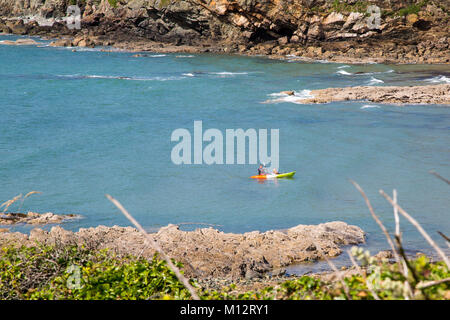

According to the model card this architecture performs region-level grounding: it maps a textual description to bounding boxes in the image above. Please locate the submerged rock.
[0,221,365,279]
[49,38,72,47]
[374,250,394,260]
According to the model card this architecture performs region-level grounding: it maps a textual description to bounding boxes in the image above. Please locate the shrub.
[107,0,118,8]
[0,243,448,300]
[0,244,192,300]
[397,1,429,16]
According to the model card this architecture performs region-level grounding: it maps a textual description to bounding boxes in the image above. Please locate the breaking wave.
[361,104,381,109]
[336,69,394,76]
[367,77,384,85]
[336,69,353,75]
[425,75,450,84]
[209,71,249,76]
[56,74,186,81]
[266,90,313,104]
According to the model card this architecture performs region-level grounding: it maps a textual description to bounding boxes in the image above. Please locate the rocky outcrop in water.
[0,0,449,63]
[270,84,450,105]
[0,38,39,45]
[0,221,365,279]
[0,212,80,225]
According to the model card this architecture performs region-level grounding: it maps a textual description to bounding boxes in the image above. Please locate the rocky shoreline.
[0,211,80,226]
[267,84,450,105]
[0,221,365,280]
[0,0,449,64]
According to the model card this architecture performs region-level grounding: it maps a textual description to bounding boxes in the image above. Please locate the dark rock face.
[0,0,449,62]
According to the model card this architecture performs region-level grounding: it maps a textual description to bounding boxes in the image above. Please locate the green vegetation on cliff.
[0,243,448,300]
[107,0,118,8]
[330,0,370,14]
[397,1,429,16]
[0,244,191,300]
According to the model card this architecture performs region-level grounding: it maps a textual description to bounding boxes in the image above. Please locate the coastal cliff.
[0,0,449,63]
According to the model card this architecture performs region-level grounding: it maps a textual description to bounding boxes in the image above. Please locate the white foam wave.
[182,73,195,77]
[364,70,394,75]
[336,70,353,75]
[268,92,287,97]
[210,71,249,76]
[57,74,185,81]
[267,90,313,104]
[129,76,184,81]
[337,65,351,69]
[425,75,450,84]
[85,75,131,79]
[337,69,393,76]
[367,77,384,85]
[148,54,167,58]
[361,104,381,109]
[176,55,195,58]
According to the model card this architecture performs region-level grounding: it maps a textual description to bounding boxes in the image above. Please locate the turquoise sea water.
[1,35,449,270]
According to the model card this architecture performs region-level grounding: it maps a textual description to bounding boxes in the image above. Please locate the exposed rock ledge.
[0,38,39,45]
[0,221,365,280]
[270,84,450,105]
